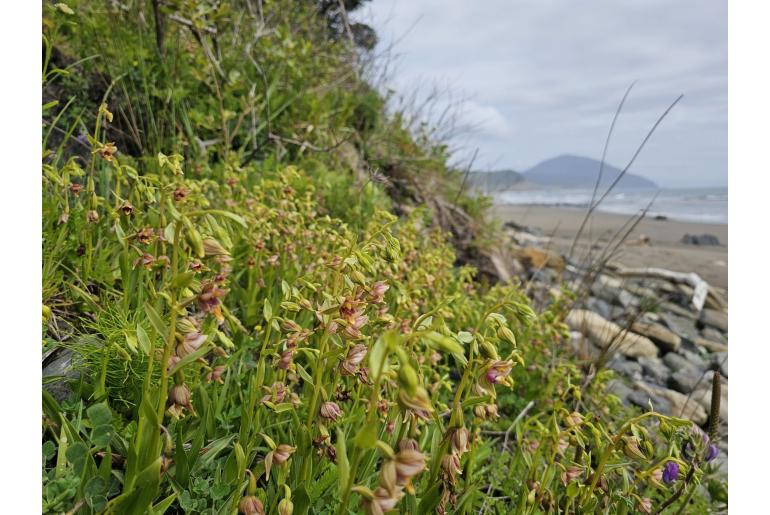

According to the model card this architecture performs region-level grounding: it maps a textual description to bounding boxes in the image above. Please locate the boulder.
[660,313,701,341]
[701,327,727,345]
[669,369,714,394]
[634,381,708,424]
[698,308,728,333]
[632,321,681,352]
[606,380,635,404]
[42,348,77,403]
[693,337,728,354]
[566,310,658,358]
[608,357,643,381]
[662,352,698,373]
[638,356,672,384]
[681,233,720,246]
[585,297,613,320]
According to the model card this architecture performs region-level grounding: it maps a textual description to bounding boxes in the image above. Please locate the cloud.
[353,0,727,187]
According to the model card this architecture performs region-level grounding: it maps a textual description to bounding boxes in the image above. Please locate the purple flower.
[705,444,719,462]
[662,461,679,484]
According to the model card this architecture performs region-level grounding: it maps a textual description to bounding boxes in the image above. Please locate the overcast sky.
[352,0,727,188]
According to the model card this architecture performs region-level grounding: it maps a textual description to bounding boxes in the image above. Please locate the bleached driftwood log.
[613,266,709,312]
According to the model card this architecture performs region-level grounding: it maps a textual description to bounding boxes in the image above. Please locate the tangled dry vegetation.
[42,1,726,513]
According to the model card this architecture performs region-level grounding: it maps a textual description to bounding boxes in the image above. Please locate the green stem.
[156,221,183,420]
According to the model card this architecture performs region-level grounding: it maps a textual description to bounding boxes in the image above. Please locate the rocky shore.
[498,215,729,473]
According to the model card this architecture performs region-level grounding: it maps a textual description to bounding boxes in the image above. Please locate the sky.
[352,0,727,188]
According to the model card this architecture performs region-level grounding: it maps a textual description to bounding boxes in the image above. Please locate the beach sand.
[492,205,728,289]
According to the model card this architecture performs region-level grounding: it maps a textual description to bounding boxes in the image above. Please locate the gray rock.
[661,313,701,341]
[681,233,720,246]
[663,352,698,373]
[633,381,708,424]
[670,369,714,394]
[679,349,709,370]
[617,290,640,309]
[698,308,728,333]
[693,337,728,354]
[629,389,674,415]
[42,348,77,403]
[701,327,727,345]
[606,380,635,404]
[585,297,613,320]
[608,357,643,381]
[632,321,681,352]
[638,356,672,384]
[711,352,728,377]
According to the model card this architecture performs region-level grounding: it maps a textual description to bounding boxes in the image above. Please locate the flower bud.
[169,384,191,408]
[662,461,679,484]
[637,497,652,514]
[394,449,426,483]
[564,411,583,428]
[705,444,719,462]
[621,436,646,461]
[277,349,294,370]
[203,237,229,256]
[87,210,100,223]
[239,496,265,515]
[379,459,398,494]
[320,401,343,422]
[351,270,367,285]
[397,386,433,420]
[560,466,582,485]
[273,444,295,465]
[278,498,293,515]
[496,326,516,346]
[441,453,462,484]
[479,340,499,360]
[176,331,207,357]
[450,427,470,456]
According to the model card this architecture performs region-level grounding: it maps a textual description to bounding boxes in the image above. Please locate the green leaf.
[172,271,195,289]
[263,299,273,321]
[353,423,377,450]
[295,363,314,387]
[168,342,211,376]
[370,331,397,379]
[151,493,177,514]
[124,331,138,353]
[336,429,349,496]
[136,324,152,355]
[144,303,168,338]
[87,403,112,427]
[425,331,464,355]
[92,424,114,448]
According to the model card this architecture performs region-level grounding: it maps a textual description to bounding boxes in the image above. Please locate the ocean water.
[494,187,728,224]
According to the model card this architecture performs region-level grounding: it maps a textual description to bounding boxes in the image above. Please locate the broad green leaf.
[87,402,112,427]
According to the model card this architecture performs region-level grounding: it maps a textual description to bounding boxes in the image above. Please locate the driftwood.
[613,266,709,312]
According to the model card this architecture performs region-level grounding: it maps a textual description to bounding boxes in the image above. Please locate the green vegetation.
[42,1,725,513]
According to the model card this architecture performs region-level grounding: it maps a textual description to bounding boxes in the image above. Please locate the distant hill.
[467,169,526,192]
[522,155,658,189]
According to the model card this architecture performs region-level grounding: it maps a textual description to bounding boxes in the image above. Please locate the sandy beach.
[492,205,728,289]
